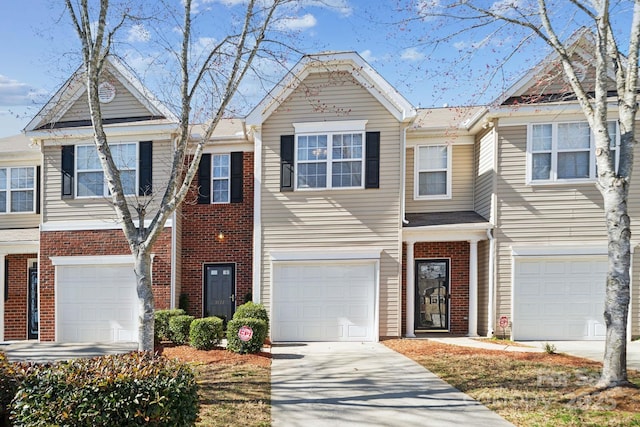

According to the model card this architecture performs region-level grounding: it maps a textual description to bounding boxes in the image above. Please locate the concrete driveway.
[271,341,514,427]
[1,341,138,363]
[519,340,640,370]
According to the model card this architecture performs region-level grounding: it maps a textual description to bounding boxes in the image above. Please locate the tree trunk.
[599,182,631,387]
[133,248,155,352]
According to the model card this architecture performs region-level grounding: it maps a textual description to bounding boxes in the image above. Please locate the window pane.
[213,154,230,178]
[558,123,590,150]
[532,153,551,180]
[297,163,327,188]
[558,152,590,179]
[531,124,552,151]
[418,171,446,196]
[213,179,229,203]
[77,145,101,170]
[332,161,362,187]
[10,168,34,189]
[0,169,6,190]
[11,190,33,212]
[608,121,618,148]
[418,146,447,170]
[297,135,327,161]
[332,133,362,160]
[111,143,137,169]
[121,170,136,195]
[0,191,5,212]
[77,171,104,197]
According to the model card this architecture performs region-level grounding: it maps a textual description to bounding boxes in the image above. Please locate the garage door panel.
[514,256,606,341]
[272,262,375,342]
[57,264,138,343]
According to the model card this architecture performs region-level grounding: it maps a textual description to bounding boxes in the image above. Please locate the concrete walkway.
[271,342,515,427]
[1,341,138,362]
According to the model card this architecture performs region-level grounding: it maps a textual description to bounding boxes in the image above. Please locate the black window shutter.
[35,166,41,214]
[365,132,380,189]
[198,153,211,204]
[230,152,243,203]
[61,145,74,198]
[280,135,294,192]
[138,141,153,196]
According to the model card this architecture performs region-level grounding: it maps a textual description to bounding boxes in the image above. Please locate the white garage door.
[57,264,138,343]
[272,262,376,342]
[513,256,607,340]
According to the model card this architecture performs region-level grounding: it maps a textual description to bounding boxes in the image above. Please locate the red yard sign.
[499,316,509,329]
[238,325,253,342]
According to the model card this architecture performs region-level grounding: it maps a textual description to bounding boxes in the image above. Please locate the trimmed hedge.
[189,317,224,350]
[226,318,268,354]
[169,315,195,345]
[10,352,198,427]
[233,302,269,331]
[0,352,24,426]
[154,309,186,342]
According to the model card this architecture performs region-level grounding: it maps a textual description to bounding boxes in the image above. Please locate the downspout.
[251,126,262,303]
[486,227,495,337]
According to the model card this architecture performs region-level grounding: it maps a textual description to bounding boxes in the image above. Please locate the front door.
[204,264,235,322]
[28,264,38,340]
[415,259,449,331]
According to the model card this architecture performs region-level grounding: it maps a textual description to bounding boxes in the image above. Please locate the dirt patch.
[159,344,271,368]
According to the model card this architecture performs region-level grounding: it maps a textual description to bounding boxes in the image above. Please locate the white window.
[76,143,137,197]
[528,121,619,183]
[415,145,451,199]
[0,167,36,213]
[212,154,230,203]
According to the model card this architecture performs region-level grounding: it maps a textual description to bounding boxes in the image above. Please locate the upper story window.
[414,144,451,199]
[212,154,230,203]
[292,120,368,191]
[0,167,36,213]
[76,143,137,197]
[528,121,619,184]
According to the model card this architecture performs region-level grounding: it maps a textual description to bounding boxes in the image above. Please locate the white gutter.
[486,227,495,337]
[251,127,262,303]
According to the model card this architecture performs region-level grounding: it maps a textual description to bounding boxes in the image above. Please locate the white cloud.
[275,13,317,30]
[359,50,376,62]
[0,75,47,106]
[127,24,151,43]
[401,48,425,61]
[302,0,352,17]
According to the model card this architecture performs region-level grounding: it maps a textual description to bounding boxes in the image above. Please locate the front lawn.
[386,339,640,427]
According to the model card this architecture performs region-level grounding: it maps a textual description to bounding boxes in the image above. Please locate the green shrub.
[154,309,186,342]
[0,352,25,426]
[233,302,269,334]
[169,315,195,345]
[10,352,198,427]
[226,318,268,354]
[189,317,224,350]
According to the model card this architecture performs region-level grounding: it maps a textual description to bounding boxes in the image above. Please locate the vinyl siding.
[260,72,403,338]
[494,123,612,324]
[477,239,489,336]
[60,75,152,123]
[405,144,474,213]
[474,128,495,221]
[42,138,172,224]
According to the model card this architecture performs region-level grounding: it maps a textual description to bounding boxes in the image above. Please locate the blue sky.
[0,0,634,138]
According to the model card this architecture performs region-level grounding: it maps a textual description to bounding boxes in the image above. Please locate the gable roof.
[494,29,617,106]
[24,56,178,132]
[246,52,416,126]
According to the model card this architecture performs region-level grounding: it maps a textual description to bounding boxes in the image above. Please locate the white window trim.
[526,121,620,185]
[75,142,139,198]
[413,144,452,200]
[293,120,368,191]
[212,153,230,204]
[0,166,37,214]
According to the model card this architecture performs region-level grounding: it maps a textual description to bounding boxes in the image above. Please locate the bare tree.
[404,0,640,388]
[63,0,288,351]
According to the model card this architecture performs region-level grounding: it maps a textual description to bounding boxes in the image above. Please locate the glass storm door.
[28,265,38,339]
[204,264,235,322]
[415,259,450,331]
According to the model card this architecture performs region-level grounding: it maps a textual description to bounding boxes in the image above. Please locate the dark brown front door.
[204,264,235,322]
[415,259,449,331]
